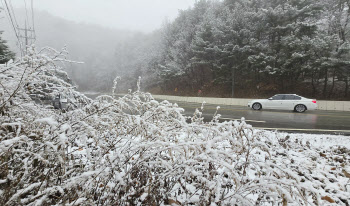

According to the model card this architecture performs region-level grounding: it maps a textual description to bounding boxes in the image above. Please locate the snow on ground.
[254,130,350,205]
[264,131,350,149]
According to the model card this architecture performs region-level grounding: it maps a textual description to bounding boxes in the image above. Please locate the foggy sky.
[11,0,197,32]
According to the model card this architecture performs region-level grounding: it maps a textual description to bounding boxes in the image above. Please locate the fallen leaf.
[168,199,181,205]
[321,196,335,203]
[320,152,327,157]
[343,169,350,178]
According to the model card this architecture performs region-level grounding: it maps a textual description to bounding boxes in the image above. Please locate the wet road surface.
[162,100,350,135]
[84,93,350,135]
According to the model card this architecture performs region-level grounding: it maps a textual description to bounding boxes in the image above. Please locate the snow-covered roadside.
[255,131,350,205]
[263,131,350,149]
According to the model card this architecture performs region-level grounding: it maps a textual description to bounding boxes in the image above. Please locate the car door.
[266,95,284,109]
[282,95,297,110]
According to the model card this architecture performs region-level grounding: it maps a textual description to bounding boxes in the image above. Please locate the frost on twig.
[112,76,121,97]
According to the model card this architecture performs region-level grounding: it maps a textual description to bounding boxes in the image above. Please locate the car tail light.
[312,100,317,103]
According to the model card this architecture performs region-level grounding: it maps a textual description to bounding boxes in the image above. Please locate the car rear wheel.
[294,104,306,113]
[252,103,262,110]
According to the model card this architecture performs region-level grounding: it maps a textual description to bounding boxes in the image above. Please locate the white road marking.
[255,127,350,133]
[220,118,266,123]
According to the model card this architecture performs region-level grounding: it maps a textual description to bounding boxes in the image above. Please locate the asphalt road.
[84,93,350,135]
[158,99,350,135]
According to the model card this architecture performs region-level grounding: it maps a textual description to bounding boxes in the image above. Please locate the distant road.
[171,100,350,135]
[84,93,350,135]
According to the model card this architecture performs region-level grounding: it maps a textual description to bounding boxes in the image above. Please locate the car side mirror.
[268,98,273,100]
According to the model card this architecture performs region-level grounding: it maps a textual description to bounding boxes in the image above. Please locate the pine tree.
[149,0,350,99]
[0,31,15,64]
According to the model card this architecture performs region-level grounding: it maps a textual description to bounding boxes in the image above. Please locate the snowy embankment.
[278,132,350,149]
[258,131,350,203]
[0,47,349,205]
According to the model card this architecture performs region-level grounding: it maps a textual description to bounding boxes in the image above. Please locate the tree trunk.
[323,68,328,98]
[281,75,285,93]
[231,67,235,98]
[345,76,349,98]
[190,67,195,92]
[328,69,336,99]
[311,71,316,97]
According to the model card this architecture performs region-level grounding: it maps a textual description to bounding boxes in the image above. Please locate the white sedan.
[248,94,317,113]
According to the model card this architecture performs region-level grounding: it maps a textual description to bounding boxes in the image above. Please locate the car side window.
[283,95,301,100]
[284,95,295,100]
[272,95,284,100]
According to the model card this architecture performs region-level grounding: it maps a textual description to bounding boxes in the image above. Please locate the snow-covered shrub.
[0,46,89,114]
[1,47,349,205]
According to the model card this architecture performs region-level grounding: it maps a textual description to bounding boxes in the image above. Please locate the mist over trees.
[148,0,350,100]
[2,1,350,100]
[0,9,147,92]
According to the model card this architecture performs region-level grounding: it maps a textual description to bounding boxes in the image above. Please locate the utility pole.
[1,0,36,56]
[24,21,28,55]
[17,21,35,56]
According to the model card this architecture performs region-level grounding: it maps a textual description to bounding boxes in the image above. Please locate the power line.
[0,2,13,29]
[23,0,29,28]
[31,0,35,40]
[2,0,22,53]
[1,0,17,37]
[8,0,19,28]
[19,0,36,47]
[1,0,36,56]
[0,7,4,20]
[5,0,25,56]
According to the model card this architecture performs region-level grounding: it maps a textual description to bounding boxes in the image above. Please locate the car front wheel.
[252,103,262,110]
[294,104,306,113]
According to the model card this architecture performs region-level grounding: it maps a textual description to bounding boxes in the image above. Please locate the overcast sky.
[11,0,197,32]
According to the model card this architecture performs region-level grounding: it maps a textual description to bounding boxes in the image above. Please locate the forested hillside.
[146,0,350,100]
[2,1,350,100]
